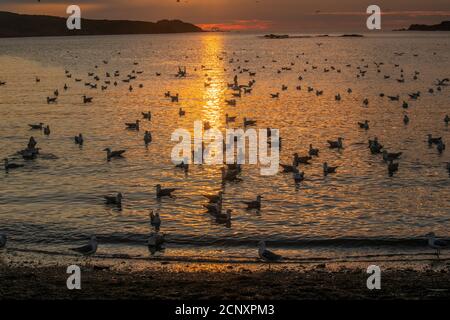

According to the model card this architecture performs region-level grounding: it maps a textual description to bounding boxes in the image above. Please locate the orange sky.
[0,0,449,31]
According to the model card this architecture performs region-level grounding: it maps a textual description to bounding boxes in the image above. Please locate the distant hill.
[406,21,450,31]
[0,11,203,38]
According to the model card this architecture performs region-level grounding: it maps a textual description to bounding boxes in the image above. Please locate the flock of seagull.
[1,44,449,263]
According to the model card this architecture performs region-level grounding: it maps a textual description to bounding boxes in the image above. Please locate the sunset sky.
[1,0,449,32]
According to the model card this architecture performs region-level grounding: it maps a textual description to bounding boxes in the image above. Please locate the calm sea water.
[0,33,449,262]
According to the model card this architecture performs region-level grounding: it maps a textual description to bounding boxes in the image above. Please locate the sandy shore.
[1,259,449,300]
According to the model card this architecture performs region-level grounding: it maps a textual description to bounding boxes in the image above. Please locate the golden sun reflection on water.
[200,35,226,130]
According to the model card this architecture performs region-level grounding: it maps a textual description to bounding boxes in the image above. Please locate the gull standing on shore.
[258,241,282,269]
[70,236,98,256]
[426,233,448,259]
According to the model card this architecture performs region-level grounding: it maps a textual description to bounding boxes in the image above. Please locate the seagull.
[74,134,84,145]
[323,162,338,176]
[327,137,344,149]
[243,117,257,127]
[369,138,384,154]
[293,153,312,165]
[221,167,241,183]
[0,233,6,249]
[225,114,237,123]
[125,120,140,131]
[175,160,189,172]
[382,151,402,162]
[437,140,446,154]
[427,134,442,145]
[142,112,152,120]
[294,171,305,183]
[104,148,126,161]
[70,236,98,256]
[426,232,448,259]
[47,96,57,104]
[309,144,319,156]
[214,209,232,224]
[4,158,24,171]
[388,160,399,177]
[403,114,410,125]
[258,241,282,264]
[358,120,369,130]
[387,95,400,101]
[280,164,298,173]
[363,98,369,106]
[144,131,152,146]
[82,95,93,104]
[149,210,161,231]
[156,184,176,198]
[203,191,223,204]
[28,123,44,130]
[225,99,237,106]
[204,201,222,215]
[435,78,449,86]
[104,193,122,207]
[243,195,263,210]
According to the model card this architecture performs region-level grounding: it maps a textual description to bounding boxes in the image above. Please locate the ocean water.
[0,32,449,264]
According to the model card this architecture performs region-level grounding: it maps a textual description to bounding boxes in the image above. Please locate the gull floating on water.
[156,184,176,199]
[382,151,402,162]
[150,210,161,231]
[4,158,24,171]
[82,95,93,103]
[294,171,305,183]
[293,153,312,166]
[214,209,232,224]
[243,195,263,210]
[323,162,338,176]
[104,193,122,207]
[426,232,448,259]
[388,160,399,177]
[327,137,344,149]
[203,191,223,204]
[437,140,446,154]
[144,131,152,146]
[427,134,442,146]
[358,120,369,130]
[104,148,126,161]
[403,114,410,125]
[142,111,151,120]
[74,134,84,145]
[309,144,319,157]
[125,120,140,131]
[28,123,43,130]
[70,236,98,256]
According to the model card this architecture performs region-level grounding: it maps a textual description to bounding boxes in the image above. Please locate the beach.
[1,250,450,299]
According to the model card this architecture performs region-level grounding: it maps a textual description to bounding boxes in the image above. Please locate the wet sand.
[1,260,449,300]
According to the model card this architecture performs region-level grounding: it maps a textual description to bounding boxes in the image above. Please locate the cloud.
[0,1,449,31]
[198,20,272,31]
